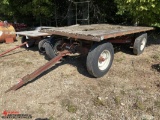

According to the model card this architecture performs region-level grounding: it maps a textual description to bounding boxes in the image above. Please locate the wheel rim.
[98,50,111,71]
[140,38,146,51]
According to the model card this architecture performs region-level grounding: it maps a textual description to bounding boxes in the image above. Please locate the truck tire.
[133,33,147,55]
[44,39,62,59]
[38,39,48,54]
[86,42,114,78]
[21,36,35,48]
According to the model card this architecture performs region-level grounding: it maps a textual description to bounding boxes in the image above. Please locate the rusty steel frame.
[106,36,134,44]
[101,28,152,40]
[5,50,70,93]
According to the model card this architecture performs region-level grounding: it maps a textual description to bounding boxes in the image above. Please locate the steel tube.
[0,42,27,57]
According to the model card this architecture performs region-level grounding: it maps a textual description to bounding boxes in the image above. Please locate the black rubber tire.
[44,39,62,59]
[21,36,35,47]
[86,42,114,78]
[133,33,147,55]
[38,39,48,54]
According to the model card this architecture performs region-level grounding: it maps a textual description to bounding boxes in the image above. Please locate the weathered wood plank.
[40,24,154,41]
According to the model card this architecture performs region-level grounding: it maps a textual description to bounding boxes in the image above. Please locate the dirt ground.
[0,32,160,120]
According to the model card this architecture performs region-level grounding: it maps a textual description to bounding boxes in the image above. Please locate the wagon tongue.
[0,42,28,57]
[5,79,25,93]
[5,50,70,93]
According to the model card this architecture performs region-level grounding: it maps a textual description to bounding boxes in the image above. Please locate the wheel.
[38,39,48,54]
[86,42,114,78]
[133,33,147,55]
[44,39,62,59]
[21,36,35,47]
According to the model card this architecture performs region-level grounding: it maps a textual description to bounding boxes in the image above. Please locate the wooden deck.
[16,26,54,37]
[40,24,154,41]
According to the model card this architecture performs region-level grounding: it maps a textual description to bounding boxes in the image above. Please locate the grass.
[154,101,160,108]
[67,104,78,113]
[70,118,76,120]
[93,96,105,106]
[87,111,94,120]
[115,57,125,63]
[37,106,46,114]
[49,116,56,120]
[61,99,78,113]
[114,96,121,105]
[133,100,145,110]
[151,54,160,61]
[120,90,126,95]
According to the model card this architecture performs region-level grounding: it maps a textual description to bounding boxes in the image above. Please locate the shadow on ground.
[151,64,160,73]
[147,32,160,46]
[114,44,133,55]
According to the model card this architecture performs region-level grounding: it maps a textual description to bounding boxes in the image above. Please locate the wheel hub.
[140,38,146,51]
[98,50,111,71]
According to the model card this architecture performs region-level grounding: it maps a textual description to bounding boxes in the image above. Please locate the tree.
[115,0,160,27]
[0,0,12,20]
[7,0,55,26]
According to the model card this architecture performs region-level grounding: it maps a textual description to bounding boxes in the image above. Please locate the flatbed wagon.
[38,24,153,77]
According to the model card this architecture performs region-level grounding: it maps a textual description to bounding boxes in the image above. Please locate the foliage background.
[0,0,159,27]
